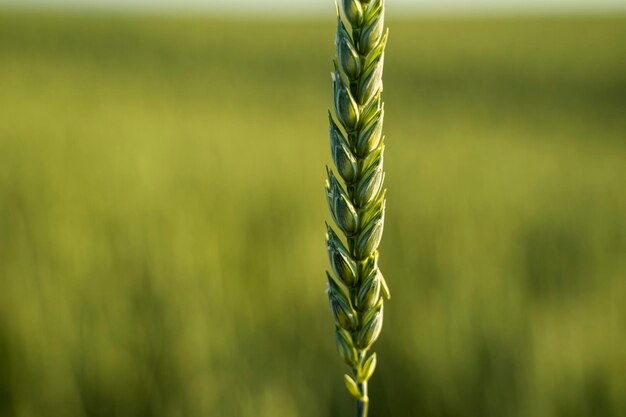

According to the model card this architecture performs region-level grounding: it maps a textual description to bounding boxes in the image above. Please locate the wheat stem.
[325,1,389,415]
[356,380,369,417]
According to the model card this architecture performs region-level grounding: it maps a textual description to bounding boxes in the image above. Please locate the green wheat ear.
[325,0,389,416]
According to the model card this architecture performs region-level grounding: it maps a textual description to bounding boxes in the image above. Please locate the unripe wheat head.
[324,1,389,416]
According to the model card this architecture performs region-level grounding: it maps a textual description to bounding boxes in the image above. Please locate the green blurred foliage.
[0,10,625,417]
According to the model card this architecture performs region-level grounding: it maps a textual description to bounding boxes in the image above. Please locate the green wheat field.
[1,10,625,417]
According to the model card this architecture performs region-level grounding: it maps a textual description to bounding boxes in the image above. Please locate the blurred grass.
[0,9,625,417]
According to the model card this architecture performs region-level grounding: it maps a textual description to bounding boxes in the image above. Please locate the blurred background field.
[1,7,625,417]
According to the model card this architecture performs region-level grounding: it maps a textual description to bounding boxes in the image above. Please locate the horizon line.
[1,5,626,19]
[2,1,626,17]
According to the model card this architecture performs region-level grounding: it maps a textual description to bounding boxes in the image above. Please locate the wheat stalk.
[324,1,389,416]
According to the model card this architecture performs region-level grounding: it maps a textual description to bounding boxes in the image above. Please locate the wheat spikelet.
[324,1,389,415]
